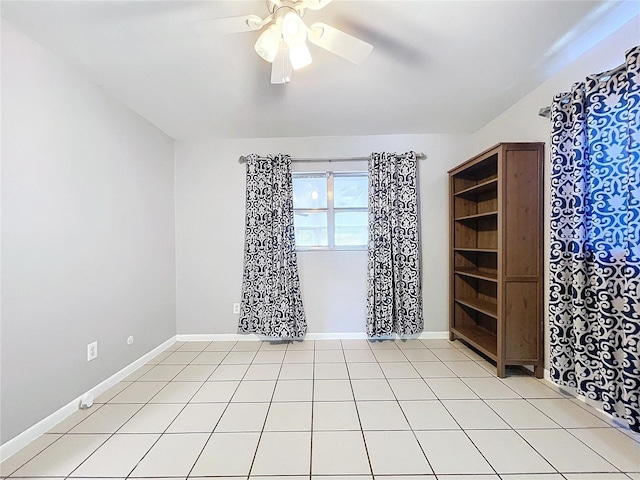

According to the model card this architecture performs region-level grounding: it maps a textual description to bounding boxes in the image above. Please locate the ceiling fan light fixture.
[254,24,281,63]
[196,0,373,83]
[289,42,312,70]
[271,41,293,84]
[281,11,307,46]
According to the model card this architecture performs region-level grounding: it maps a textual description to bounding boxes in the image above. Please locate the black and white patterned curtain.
[238,154,307,339]
[367,151,423,337]
[549,46,639,433]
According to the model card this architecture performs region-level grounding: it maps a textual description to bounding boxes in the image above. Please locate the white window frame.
[293,171,368,251]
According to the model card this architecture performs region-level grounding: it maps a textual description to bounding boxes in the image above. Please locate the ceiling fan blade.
[185,14,263,37]
[301,0,333,11]
[308,22,373,65]
[271,42,293,84]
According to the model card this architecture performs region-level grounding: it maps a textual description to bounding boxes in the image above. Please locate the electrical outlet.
[87,341,98,362]
[233,303,240,314]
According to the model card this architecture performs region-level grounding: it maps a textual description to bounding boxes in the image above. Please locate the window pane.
[335,211,368,246]
[294,212,328,247]
[334,175,368,208]
[293,175,327,209]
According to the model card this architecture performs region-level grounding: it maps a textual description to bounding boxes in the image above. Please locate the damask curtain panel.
[238,154,307,339]
[549,46,639,433]
[367,151,423,337]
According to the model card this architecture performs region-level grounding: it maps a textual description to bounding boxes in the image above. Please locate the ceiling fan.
[189,0,373,84]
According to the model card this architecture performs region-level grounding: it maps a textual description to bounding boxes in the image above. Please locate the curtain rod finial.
[238,156,247,164]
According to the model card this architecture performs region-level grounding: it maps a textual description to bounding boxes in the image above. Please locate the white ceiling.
[2,0,639,140]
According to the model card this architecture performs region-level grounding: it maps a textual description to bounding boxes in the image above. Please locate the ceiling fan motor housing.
[267,0,309,16]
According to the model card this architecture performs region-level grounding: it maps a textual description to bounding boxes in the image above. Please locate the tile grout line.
[345,339,376,479]
[453,370,562,476]
[479,372,624,476]
[183,341,259,479]
[11,341,311,479]
[562,426,626,474]
[124,341,243,479]
[308,340,316,478]
[5,338,639,479]
[2,401,113,478]
[123,342,237,479]
[442,385,571,478]
[57,392,165,479]
[245,341,288,478]
[56,343,210,480]
[379,340,438,477]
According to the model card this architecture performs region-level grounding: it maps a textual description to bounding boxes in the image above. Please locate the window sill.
[296,246,367,252]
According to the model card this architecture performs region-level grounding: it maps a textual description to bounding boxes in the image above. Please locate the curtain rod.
[538,62,626,119]
[238,152,427,164]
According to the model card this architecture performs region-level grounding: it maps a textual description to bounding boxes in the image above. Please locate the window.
[293,172,368,250]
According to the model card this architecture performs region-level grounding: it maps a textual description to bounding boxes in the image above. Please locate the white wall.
[472,16,640,370]
[1,20,176,444]
[175,134,473,336]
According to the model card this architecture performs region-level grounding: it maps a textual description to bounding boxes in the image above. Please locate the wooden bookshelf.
[449,143,544,378]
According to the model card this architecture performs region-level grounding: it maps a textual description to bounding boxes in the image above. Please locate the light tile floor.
[2,338,639,479]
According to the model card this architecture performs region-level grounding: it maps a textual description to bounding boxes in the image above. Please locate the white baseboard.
[1,330,449,462]
[416,331,451,340]
[0,336,176,462]
[176,331,450,342]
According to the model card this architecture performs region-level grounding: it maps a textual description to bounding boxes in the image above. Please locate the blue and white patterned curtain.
[238,154,307,339]
[367,151,423,337]
[549,46,640,433]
